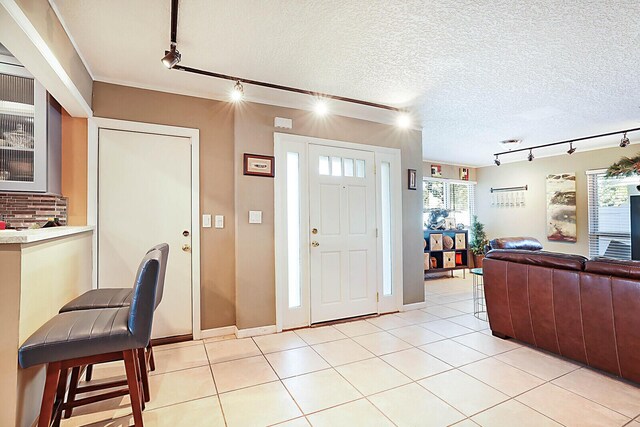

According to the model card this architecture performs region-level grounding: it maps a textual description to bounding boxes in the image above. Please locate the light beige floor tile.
[307,399,393,427]
[253,331,308,353]
[447,314,490,331]
[388,325,446,346]
[451,420,480,426]
[212,355,278,392]
[419,370,509,416]
[423,305,466,318]
[420,340,487,367]
[333,320,383,337]
[294,325,346,345]
[205,337,261,363]
[471,399,561,427]
[336,357,411,396]
[369,382,465,427]
[495,347,579,381]
[312,338,375,366]
[143,396,225,426]
[146,365,217,410]
[283,369,361,413]
[552,368,640,418]
[265,346,330,378]
[460,358,544,396]
[395,310,440,324]
[81,361,125,383]
[151,343,209,375]
[366,314,413,330]
[154,339,204,351]
[274,417,311,426]
[203,334,237,343]
[353,331,413,356]
[219,381,302,427]
[452,332,520,356]
[381,348,453,380]
[516,383,630,427]
[444,300,475,313]
[421,319,475,338]
[59,395,132,427]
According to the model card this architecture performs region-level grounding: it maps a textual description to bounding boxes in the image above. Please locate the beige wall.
[93,82,237,329]
[476,146,634,256]
[423,161,477,181]
[234,104,424,329]
[61,110,88,225]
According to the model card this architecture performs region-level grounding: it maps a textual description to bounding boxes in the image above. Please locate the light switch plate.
[215,215,224,229]
[202,214,212,228]
[249,210,263,224]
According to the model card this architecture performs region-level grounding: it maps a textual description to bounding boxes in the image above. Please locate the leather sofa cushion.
[489,237,543,251]
[486,249,586,271]
[585,258,640,280]
[59,288,133,313]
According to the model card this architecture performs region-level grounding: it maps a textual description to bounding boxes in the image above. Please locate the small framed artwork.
[431,164,442,178]
[460,167,470,181]
[408,169,417,190]
[243,153,275,177]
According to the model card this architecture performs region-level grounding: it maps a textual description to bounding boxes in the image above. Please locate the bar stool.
[19,249,163,427]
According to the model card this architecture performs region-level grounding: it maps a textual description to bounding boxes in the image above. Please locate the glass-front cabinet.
[0,62,48,192]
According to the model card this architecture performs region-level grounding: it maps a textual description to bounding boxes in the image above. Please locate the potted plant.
[469,215,489,268]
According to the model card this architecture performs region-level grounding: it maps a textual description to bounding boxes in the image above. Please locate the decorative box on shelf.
[424,229,470,277]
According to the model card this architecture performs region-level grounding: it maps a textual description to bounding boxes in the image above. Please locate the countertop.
[0,226,94,244]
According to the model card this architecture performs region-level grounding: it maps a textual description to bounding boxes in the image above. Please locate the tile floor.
[59,274,640,427]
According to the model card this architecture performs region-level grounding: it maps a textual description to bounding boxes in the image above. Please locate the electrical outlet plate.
[202,214,212,228]
[249,210,262,224]
[215,215,224,228]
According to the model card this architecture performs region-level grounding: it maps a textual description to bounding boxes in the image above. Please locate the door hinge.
[373,165,377,175]
[377,292,379,302]
[376,228,379,238]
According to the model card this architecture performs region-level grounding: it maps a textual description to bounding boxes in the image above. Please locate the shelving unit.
[424,229,470,278]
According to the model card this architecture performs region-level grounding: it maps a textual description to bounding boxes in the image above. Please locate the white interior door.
[98,128,192,338]
[309,144,377,323]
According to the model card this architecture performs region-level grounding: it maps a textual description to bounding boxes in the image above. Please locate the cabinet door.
[0,65,47,192]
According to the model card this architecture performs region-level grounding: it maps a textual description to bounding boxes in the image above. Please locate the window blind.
[423,179,476,231]
[587,171,634,260]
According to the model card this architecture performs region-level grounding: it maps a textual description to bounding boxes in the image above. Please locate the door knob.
[182,244,191,252]
[311,241,320,247]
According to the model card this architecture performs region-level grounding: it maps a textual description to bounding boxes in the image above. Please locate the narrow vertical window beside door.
[381,162,393,295]
[287,152,301,307]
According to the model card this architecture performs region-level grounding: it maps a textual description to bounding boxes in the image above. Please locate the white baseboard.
[400,301,427,312]
[199,326,236,339]
[236,325,277,339]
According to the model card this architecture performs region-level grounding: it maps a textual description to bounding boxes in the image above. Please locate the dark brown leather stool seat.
[58,289,133,313]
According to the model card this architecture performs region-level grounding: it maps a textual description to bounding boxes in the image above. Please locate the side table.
[470,268,486,321]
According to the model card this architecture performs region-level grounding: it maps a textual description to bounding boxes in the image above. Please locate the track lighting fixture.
[620,132,630,148]
[494,155,501,166]
[230,81,244,102]
[161,43,181,69]
[528,149,534,162]
[567,142,576,155]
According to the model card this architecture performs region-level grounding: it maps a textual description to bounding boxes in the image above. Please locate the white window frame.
[423,177,477,230]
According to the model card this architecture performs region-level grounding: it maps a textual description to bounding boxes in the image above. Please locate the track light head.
[620,132,630,148]
[494,155,501,166]
[161,43,181,69]
[230,81,244,102]
[567,142,576,155]
[528,150,534,162]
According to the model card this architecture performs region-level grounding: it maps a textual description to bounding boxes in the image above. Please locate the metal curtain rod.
[166,0,403,113]
[494,127,640,157]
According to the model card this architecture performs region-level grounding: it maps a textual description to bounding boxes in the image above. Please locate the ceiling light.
[161,43,181,69]
[499,139,522,150]
[567,142,576,155]
[230,81,244,102]
[396,113,411,129]
[528,149,534,162]
[494,155,501,166]
[620,132,630,148]
[314,99,328,116]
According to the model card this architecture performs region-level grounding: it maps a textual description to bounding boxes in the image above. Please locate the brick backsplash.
[0,193,68,229]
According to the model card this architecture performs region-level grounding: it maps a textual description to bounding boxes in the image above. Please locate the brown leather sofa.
[485,236,543,253]
[484,249,640,383]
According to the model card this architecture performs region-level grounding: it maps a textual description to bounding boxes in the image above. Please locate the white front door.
[309,144,378,323]
[98,128,192,338]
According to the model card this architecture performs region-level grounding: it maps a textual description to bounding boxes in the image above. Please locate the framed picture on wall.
[460,167,470,181]
[431,164,442,178]
[408,169,417,190]
[243,153,275,177]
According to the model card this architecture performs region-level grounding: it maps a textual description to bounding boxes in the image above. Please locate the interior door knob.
[182,244,191,252]
[311,241,319,247]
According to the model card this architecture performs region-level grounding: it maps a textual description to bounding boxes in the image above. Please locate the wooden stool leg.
[137,348,150,403]
[51,367,68,427]
[85,364,93,381]
[38,362,61,427]
[64,366,81,419]
[124,350,144,426]
[147,342,155,372]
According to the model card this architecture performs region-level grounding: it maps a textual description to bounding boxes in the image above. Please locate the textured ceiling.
[51,0,640,166]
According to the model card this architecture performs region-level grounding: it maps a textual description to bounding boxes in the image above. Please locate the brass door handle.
[311,241,319,247]
[182,244,191,252]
